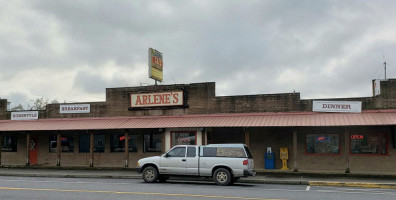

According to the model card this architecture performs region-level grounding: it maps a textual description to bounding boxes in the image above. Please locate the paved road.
[0,176,396,200]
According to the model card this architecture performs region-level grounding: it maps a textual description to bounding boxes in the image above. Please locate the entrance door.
[29,137,38,165]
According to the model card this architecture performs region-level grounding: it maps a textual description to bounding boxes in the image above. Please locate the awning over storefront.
[1,110,396,131]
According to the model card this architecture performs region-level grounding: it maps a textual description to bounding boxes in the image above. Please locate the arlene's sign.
[11,111,39,120]
[130,91,183,108]
[313,101,362,113]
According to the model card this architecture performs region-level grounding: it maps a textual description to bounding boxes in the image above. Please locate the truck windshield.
[244,146,253,158]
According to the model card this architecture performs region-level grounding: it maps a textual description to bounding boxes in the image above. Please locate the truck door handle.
[182,159,186,162]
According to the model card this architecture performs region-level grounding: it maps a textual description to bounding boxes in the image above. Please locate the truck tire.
[142,166,158,183]
[213,168,232,186]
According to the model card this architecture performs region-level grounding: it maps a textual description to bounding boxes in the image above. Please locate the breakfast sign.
[130,91,184,108]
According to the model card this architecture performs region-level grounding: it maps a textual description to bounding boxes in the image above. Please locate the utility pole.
[384,61,387,79]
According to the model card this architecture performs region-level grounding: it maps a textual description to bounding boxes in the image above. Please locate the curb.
[309,181,396,189]
[241,179,309,185]
[2,172,396,189]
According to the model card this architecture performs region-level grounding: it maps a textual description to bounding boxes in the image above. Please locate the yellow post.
[280,147,289,170]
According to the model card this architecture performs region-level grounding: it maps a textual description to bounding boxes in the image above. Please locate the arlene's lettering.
[173,93,179,103]
[133,92,183,107]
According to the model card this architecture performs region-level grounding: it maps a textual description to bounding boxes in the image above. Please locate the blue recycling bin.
[265,152,275,169]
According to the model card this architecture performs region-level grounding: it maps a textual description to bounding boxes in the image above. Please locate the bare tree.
[51,99,59,104]
[28,97,49,110]
[28,97,58,110]
[11,103,24,111]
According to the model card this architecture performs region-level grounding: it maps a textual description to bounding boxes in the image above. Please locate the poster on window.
[350,133,387,155]
[171,132,196,147]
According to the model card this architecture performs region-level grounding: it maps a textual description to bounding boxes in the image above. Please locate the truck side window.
[187,147,196,157]
[167,147,186,157]
[202,147,217,157]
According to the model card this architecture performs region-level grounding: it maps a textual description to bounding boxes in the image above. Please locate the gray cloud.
[1,0,396,106]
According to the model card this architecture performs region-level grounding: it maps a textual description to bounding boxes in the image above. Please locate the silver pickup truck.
[137,144,255,185]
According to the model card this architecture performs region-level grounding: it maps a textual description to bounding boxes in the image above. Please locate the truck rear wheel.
[213,168,232,186]
[142,166,158,183]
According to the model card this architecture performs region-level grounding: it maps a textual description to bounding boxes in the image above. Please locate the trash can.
[265,152,275,169]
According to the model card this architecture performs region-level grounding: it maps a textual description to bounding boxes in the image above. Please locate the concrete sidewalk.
[1,167,396,189]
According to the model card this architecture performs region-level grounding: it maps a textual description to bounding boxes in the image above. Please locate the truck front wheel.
[213,168,232,186]
[142,166,158,183]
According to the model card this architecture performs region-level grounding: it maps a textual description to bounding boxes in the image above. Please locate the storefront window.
[49,136,57,153]
[350,133,387,155]
[2,136,17,152]
[144,134,162,152]
[306,134,340,154]
[79,134,90,153]
[79,134,105,153]
[94,135,105,152]
[171,131,196,147]
[110,134,137,152]
[49,136,74,153]
[61,136,74,152]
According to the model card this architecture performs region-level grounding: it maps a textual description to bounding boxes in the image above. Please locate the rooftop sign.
[313,101,362,113]
[11,111,39,120]
[374,79,381,96]
[130,91,183,108]
[60,104,90,114]
[148,48,163,82]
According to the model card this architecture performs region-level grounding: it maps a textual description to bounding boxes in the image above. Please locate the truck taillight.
[243,160,248,165]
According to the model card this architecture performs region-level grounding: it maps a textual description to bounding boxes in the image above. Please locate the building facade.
[0,79,396,174]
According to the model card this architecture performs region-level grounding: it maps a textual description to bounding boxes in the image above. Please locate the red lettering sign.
[350,135,364,140]
[130,91,184,108]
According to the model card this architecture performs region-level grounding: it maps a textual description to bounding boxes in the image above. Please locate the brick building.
[0,79,396,174]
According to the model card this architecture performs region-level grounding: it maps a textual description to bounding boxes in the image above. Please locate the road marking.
[306,186,310,191]
[310,181,396,189]
[315,189,396,196]
[0,186,287,200]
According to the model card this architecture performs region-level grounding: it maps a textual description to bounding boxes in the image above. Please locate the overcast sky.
[1,0,396,109]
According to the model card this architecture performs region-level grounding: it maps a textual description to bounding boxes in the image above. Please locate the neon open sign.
[350,135,364,140]
[316,136,329,142]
